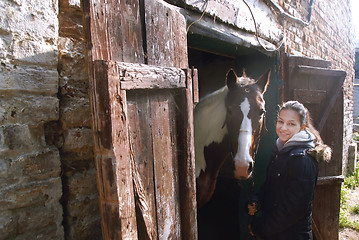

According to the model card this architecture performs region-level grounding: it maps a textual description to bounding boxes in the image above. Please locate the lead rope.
[248,178,256,239]
[238,133,261,240]
[248,135,261,240]
[237,177,256,239]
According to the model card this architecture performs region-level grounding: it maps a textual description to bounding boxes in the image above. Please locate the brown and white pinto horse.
[194,68,271,209]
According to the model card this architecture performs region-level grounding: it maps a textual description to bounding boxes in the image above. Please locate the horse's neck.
[194,86,229,177]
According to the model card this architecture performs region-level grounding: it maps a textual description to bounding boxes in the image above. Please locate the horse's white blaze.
[194,86,228,177]
[234,98,253,178]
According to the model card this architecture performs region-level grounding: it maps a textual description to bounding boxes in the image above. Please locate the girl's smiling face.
[276,109,305,143]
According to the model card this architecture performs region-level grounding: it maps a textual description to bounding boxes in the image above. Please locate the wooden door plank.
[192,68,200,105]
[91,61,138,239]
[85,0,144,62]
[131,148,156,240]
[317,175,345,185]
[127,91,158,240]
[288,56,331,70]
[296,65,347,78]
[85,0,145,237]
[150,92,181,239]
[313,184,342,240]
[317,75,346,132]
[145,0,188,68]
[144,1,198,237]
[312,218,324,240]
[292,89,326,104]
[117,62,186,90]
[283,55,332,100]
[178,69,198,239]
[321,91,344,176]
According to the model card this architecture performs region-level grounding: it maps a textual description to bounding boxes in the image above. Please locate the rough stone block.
[66,169,98,200]
[62,128,93,152]
[61,152,94,178]
[58,8,84,39]
[0,124,46,154]
[58,37,86,60]
[0,0,58,39]
[1,205,64,239]
[60,97,91,129]
[65,197,101,240]
[0,95,59,125]
[0,210,16,239]
[62,169,101,239]
[0,147,61,187]
[9,225,64,240]
[16,204,63,236]
[0,177,62,211]
[0,65,58,95]
[12,39,58,66]
[0,34,12,59]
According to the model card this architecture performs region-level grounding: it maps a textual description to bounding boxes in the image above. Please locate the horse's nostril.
[247,162,253,175]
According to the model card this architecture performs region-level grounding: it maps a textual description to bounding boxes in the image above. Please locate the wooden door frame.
[84,0,198,239]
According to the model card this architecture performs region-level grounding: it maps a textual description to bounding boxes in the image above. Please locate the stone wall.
[57,0,101,239]
[0,0,63,239]
[0,0,101,239]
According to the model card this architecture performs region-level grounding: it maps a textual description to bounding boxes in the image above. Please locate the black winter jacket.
[251,144,319,240]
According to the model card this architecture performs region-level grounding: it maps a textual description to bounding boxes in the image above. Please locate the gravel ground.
[339,187,359,240]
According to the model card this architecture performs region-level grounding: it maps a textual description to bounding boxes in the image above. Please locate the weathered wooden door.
[283,55,346,240]
[84,0,198,239]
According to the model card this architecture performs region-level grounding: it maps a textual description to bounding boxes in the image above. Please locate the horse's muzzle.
[234,160,253,179]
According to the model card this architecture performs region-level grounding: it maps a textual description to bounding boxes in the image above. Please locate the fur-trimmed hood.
[307,143,332,163]
[276,130,332,163]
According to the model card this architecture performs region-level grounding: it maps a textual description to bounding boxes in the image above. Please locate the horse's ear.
[242,68,247,78]
[226,68,238,90]
[256,69,271,93]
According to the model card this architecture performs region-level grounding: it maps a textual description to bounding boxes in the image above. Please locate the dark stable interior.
[188,47,277,239]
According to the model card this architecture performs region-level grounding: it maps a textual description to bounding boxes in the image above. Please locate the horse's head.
[224,69,270,179]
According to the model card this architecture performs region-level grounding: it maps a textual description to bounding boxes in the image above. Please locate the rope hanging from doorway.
[186,0,209,33]
[242,0,284,52]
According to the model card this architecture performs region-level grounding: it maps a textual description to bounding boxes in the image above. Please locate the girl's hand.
[248,202,257,216]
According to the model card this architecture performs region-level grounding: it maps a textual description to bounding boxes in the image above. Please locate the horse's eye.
[245,88,250,93]
[260,109,266,116]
